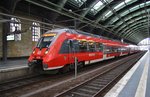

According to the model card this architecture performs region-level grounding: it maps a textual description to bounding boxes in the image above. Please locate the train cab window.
[37,36,54,48]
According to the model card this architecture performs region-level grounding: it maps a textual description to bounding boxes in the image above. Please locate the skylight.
[120,1,150,17]
[104,0,113,3]
[105,11,112,17]
[120,10,129,17]
[146,1,150,5]
[73,0,87,7]
[90,1,104,15]
[130,5,140,12]
[125,0,132,3]
[114,2,124,10]
[90,0,113,15]
[93,1,103,10]
[102,11,113,20]
[104,0,137,20]
[111,17,119,24]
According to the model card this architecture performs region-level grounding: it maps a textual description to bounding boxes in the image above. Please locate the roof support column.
[2,16,9,62]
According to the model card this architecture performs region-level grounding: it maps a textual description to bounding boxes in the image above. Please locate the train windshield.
[36,36,55,48]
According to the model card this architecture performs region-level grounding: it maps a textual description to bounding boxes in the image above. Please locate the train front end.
[28,32,57,72]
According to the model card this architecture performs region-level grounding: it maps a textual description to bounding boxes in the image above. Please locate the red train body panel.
[28,28,133,72]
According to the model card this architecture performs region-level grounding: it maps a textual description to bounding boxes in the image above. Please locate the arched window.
[32,22,40,41]
[7,17,21,41]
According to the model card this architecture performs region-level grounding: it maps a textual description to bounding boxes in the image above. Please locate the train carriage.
[28,28,130,72]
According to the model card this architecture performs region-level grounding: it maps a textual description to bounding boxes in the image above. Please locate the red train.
[28,28,136,72]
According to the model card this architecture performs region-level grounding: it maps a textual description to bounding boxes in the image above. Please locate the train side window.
[59,39,70,53]
[112,47,117,52]
[79,41,87,52]
[104,46,112,54]
[109,46,113,53]
[117,48,122,52]
[96,43,103,52]
[72,40,79,53]
[89,42,96,52]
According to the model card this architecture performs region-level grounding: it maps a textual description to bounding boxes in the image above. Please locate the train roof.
[47,28,107,38]
[46,28,128,46]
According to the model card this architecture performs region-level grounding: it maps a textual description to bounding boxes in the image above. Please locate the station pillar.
[2,16,9,62]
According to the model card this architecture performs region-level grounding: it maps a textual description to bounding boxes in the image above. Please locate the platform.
[0,59,30,83]
[104,50,150,97]
[0,59,28,71]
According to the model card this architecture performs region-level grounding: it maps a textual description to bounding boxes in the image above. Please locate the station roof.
[1,0,150,44]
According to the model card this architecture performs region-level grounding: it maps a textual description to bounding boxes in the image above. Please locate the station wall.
[1,12,42,58]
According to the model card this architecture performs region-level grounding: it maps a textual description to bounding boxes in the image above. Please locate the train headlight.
[45,50,48,54]
[32,50,35,54]
[45,48,49,54]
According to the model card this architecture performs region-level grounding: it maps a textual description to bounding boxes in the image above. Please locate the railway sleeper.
[72,91,93,97]
[72,89,96,96]
[79,88,97,94]
[84,85,101,90]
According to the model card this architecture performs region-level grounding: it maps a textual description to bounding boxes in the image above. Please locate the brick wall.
[7,13,41,57]
[0,11,46,58]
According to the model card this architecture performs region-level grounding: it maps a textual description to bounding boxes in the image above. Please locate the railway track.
[0,74,50,93]
[0,60,116,95]
[0,52,145,97]
[0,55,128,94]
[55,53,143,97]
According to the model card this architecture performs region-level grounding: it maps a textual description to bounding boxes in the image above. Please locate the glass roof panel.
[121,10,146,23]
[105,11,112,17]
[124,16,132,21]
[114,2,125,11]
[90,0,113,15]
[130,5,140,12]
[103,0,137,20]
[117,21,123,27]
[72,0,87,7]
[104,0,113,3]
[125,0,132,3]
[146,1,150,5]
[103,11,113,20]
[120,25,126,30]
[93,1,103,10]
[111,17,119,24]
[129,1,150,12]
[140,3,145,8]
[125,0,137,5]
[90,1,104,15]
[120,10,129,17]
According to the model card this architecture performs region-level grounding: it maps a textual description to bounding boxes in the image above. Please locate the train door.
[103,44,107,60]
[68,40,75,64]
[68,39,80,69]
